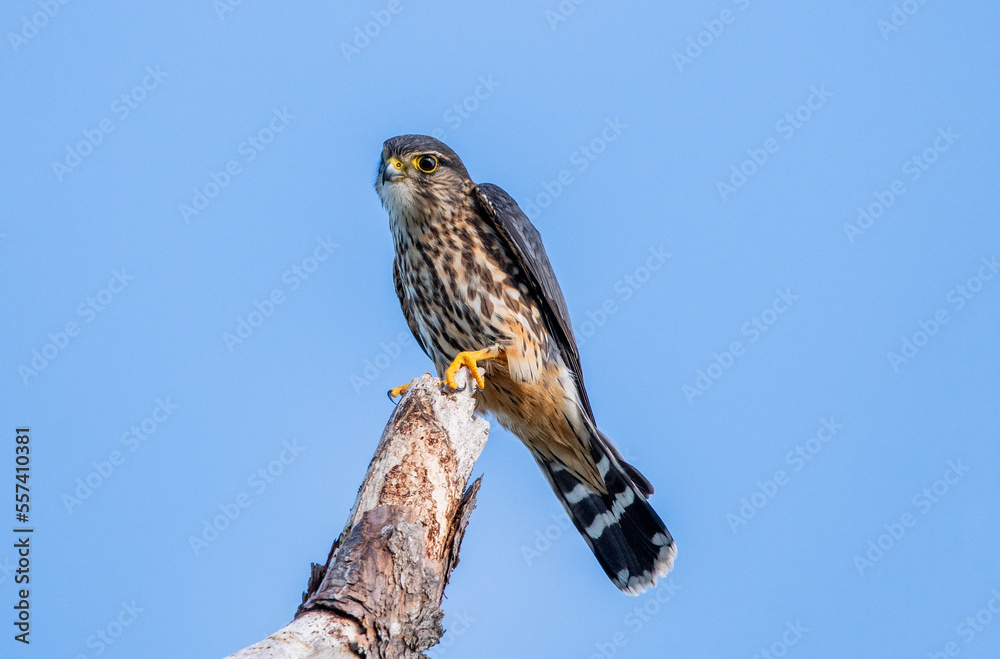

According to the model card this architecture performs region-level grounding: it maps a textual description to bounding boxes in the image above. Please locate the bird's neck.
[388,196,476,250]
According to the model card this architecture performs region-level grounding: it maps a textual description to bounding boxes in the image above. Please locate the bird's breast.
[392,213,551,376]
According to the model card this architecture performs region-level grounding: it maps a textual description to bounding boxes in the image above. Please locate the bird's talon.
[438,378,465,393]
[388,382,410,399]
[444,349,496,391]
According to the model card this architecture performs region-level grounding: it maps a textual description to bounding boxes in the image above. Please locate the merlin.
[376,135,675,594]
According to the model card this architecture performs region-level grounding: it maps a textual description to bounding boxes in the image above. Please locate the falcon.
[375,135,675,594]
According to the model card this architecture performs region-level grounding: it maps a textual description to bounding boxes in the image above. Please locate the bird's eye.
[414,155,438,173]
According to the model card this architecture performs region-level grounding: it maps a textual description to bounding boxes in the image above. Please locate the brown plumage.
[376,135,675,594]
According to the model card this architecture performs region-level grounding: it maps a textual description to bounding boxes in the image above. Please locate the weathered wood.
[224,370,489,659]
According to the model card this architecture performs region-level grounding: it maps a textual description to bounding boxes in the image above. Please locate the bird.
[375,134,675,594]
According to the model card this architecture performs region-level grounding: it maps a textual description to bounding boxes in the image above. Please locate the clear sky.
[2,1,998,657]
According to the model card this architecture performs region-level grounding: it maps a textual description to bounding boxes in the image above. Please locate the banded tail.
[533,430,676,595]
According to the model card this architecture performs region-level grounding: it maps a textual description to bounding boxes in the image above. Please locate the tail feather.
[533,440,676,595]
[596,428,654,497]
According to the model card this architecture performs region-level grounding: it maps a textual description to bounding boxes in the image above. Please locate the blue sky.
[2,1,998,657]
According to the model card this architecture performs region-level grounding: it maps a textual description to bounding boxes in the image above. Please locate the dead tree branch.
[224,370,489,659]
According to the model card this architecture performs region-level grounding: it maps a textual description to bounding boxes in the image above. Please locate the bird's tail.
[532,428,676,595]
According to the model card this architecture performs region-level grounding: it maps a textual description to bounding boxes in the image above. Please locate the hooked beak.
[381,157,406,184]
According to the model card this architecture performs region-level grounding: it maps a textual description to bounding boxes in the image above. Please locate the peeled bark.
[225,370,489,659]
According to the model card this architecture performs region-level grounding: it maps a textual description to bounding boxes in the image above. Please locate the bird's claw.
[387,382,410,402]
[443,348,498,391]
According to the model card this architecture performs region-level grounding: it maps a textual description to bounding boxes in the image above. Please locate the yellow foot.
[387,382,410,399]
[444,348,500,390]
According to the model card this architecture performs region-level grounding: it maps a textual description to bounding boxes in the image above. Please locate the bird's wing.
[475,183,654,496]
[474,183,594,419]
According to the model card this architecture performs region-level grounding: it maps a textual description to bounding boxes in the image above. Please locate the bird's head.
[375,135,472,222]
